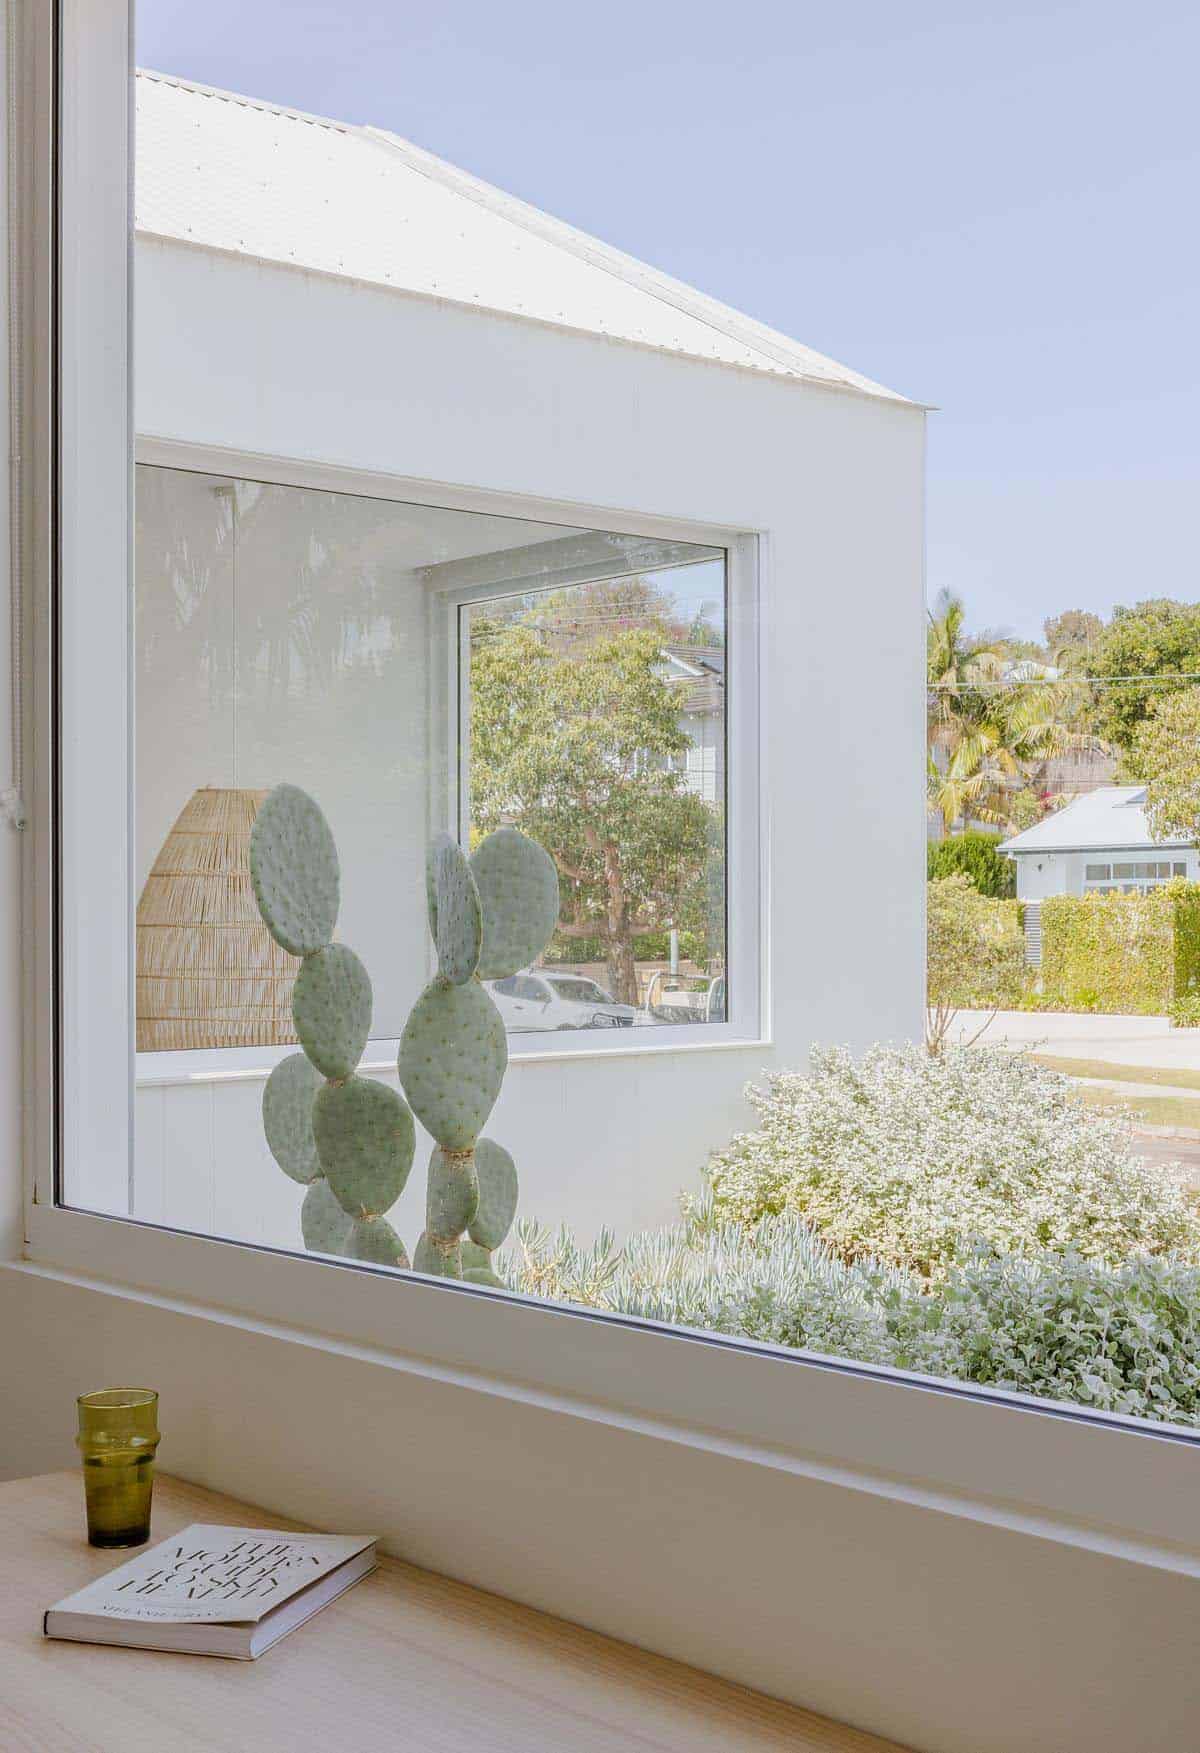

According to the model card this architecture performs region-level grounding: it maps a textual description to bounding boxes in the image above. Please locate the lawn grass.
[1032,1054,1200,1093]
[1074,1086,1200,1131]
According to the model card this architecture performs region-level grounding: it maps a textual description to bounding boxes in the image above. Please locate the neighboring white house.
[1000,786,1200,963]
[661,645,725,805]
[120,68,925,1248]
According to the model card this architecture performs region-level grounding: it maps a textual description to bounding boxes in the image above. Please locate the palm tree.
[927,591,1087,835]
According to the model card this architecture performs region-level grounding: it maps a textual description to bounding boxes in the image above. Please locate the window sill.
[134,1034,773,1088]
[7,1243,1200,1753]
[19,1204,1200,1554]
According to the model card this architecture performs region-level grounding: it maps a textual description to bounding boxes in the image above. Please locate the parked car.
[486,970,639,1032]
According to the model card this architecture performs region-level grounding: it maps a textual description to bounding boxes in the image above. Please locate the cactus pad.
[468,1137,519,1250]
[249,783,340,956]
[460,1238,492,1273]
[313,1075,415,1217]
[292,944,373,1081]
[398,979,507,1150]
[346,1217,410,1268]
[262,1052,322,1184]
[470,827,560,980]
[413,1230,462,1278]
[463,1266,506,1289]
[300,1177,355,1255]
[426,1145,480,1237]
[427,833,482,985]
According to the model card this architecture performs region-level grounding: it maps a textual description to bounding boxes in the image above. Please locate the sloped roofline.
[136,68,923,410]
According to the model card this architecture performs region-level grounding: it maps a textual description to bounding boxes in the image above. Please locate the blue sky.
[137,1,1199,642]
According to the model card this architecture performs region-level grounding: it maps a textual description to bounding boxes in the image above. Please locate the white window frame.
[437,524,757,1057]
[14,15,1200,1741]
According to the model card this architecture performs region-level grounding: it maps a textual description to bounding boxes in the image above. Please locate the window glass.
[56,0,1200,1448]
[461,562,727,1032]
[135,465,726,1054]
[927,583,1200,1433]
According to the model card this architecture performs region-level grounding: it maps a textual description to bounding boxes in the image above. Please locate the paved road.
[952,1012,1200,1190]
[952,1009,1200,1073]
[1133,1132,1200,1193]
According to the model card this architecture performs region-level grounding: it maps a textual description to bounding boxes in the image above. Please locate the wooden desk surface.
[0,1472,912,1753]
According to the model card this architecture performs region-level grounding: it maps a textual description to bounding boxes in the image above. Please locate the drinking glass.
[76,1388,160,1547]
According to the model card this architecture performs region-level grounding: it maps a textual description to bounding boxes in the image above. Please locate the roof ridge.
[359,125,914,406]
[136,67,353,135]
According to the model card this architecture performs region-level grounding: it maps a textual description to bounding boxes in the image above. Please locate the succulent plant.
[251,788,559,1284]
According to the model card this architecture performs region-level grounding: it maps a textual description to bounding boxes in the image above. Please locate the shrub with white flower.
[703,1044,1200,1279]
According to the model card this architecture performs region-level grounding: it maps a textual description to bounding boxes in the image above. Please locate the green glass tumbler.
[76,1389,160,1548]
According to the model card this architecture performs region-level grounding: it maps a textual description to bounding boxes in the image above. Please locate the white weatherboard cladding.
[134,226,924,1244]
[134,70,908,402]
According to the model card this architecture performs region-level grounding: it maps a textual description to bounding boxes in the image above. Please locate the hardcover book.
[44,1523,377,1659]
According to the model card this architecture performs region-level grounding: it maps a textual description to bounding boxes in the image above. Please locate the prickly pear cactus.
[252,782,559,1284]
[400,826,557,1280]
[470,826,561,981]
[253,785,413,1263]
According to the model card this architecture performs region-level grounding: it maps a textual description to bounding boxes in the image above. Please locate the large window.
[134,465,730,1062]
[43,0,1200,1450]
[22,9,1200,1745]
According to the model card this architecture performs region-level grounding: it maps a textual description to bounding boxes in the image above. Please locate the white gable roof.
[999,786,1192,855]
[135,69,913,406]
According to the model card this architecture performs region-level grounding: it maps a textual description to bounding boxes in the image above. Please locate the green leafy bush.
[1040,881,1200,1015]
[927,831,1015,897]
[891,1249,1200,1421]
[1170,994,1200,1028]
[926,876,1027,1050]
[703,1044,1200,1279]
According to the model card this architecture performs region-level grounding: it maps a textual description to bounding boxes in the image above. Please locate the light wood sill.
[0,1471,913,1752]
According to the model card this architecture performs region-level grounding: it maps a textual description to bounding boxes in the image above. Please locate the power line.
[929,673,1200,689]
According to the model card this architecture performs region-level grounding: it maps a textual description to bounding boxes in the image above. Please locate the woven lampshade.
[136,787,300,1052]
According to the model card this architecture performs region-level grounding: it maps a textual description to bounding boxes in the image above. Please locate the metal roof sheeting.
[135,70,912,405]
[999,786,1191,855]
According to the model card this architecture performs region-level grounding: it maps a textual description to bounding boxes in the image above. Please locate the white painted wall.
[125,235,926,1246]
[1013,850,1079,901]
[136,467,434,1038]
[1013,848,1200,902]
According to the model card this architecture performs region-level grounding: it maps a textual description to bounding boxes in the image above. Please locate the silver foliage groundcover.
[503,1047,1200,1427]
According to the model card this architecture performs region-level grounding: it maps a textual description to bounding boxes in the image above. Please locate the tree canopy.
[926,591,1084,833]
[1133,689,1200,846]
[468,621,717,1005]
[1084,599,1200,751]
[1043,608,1103,660]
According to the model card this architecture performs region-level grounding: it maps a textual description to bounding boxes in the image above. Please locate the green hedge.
[927,881,1027,1010]
[926,831,1016,898]
[1040,880,1200,1014]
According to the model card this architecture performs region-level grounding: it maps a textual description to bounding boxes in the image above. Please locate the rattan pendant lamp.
[135,787,300,1051]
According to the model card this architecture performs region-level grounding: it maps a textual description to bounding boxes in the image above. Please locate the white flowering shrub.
[502,1207,1200,1426]
[704,1044,1200,1278]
